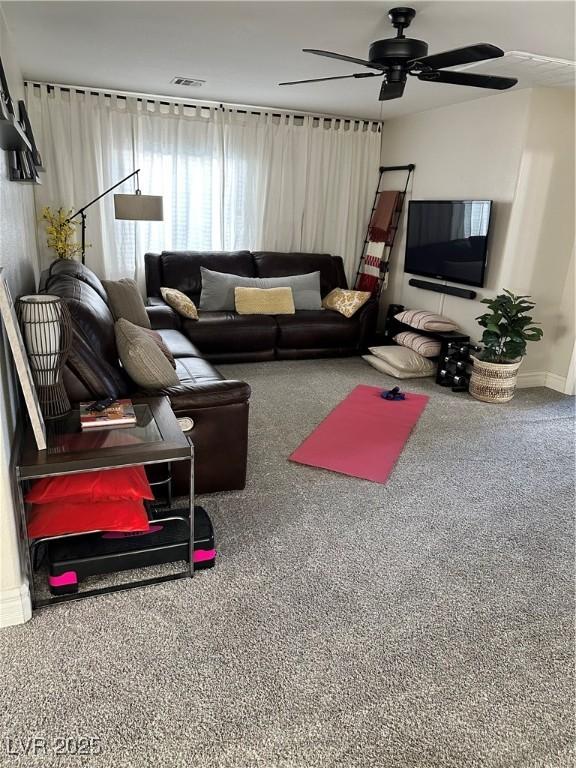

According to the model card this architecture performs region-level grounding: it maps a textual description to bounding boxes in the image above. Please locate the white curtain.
[26,84,382,285]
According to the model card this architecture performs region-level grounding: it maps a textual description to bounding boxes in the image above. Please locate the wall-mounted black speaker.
[408,278,477,300]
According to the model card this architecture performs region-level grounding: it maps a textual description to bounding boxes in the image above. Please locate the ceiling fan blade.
[379,79,406,101]
[409,43,504,71]
[417,70,517,90]
[303,48,384,71]
[279,72,380,86]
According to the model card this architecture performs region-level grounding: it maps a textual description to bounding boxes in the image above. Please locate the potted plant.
[469,289,543,403]
[41,207,86,260]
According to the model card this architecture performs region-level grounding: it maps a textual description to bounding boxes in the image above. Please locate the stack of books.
[79,399,137,431]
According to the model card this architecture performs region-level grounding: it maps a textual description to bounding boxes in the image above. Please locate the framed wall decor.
[0,267,46,450]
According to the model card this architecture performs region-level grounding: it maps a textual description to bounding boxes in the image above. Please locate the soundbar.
[408,278,477,300]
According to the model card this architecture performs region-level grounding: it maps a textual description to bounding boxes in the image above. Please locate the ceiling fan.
[279,6,518,101]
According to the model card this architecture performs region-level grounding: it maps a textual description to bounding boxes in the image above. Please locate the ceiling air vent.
[171,77,205,87]
[456,51,576,89]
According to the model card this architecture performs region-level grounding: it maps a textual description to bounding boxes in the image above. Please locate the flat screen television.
[404,200,492,287]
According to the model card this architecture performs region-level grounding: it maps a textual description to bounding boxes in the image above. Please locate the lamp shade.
[17,294,72,419]
[114,193,163,221]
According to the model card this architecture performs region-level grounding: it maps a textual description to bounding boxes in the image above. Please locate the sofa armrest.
[355,297,379,348]
[146,302,182,331]
[159,379,251,410]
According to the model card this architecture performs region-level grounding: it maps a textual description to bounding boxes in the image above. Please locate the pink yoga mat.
[289,385,429,483]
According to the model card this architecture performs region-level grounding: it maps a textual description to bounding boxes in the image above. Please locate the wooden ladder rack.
[354,163,415,297]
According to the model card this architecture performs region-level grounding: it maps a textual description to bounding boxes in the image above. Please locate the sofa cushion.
[46,259,108,302]
[200,267,322,311]
[182,312,277,354]
[276,310,360,350]
[156,329,202,359]
[158,251,255,304]
[253,252,347,297]
[42,271,130,399]
[174,356,227,387]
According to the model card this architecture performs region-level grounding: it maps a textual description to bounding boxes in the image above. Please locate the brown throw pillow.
[234,287,295,315]
[160,287,198,320]
[322,288,371,318]
[115,319,179,390]
[103,278,151,328]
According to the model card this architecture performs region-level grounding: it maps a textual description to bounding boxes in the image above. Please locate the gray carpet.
[1,358,574,768]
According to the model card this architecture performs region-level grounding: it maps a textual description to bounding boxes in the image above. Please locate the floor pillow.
[395,309,458,332]
[393,331,441,358]
[26,466,154,504]
[27,499,150,539]
[363,347,435,379]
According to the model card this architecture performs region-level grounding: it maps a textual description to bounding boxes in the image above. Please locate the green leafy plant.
[476,289,543,363]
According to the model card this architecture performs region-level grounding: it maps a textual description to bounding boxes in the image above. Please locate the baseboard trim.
[517,371,570,394]
[0,582,32,628]
[517,372,547,388]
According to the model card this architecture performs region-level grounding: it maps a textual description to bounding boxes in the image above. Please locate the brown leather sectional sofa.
[145,250,378,362]
[42,251,376,496]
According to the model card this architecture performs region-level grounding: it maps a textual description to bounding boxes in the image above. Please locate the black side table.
[14,396,194,610]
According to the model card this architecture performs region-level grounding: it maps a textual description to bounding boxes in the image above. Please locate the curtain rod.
[25,80,382,128]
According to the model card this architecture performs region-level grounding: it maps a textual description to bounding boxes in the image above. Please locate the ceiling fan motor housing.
[369,37,429,66]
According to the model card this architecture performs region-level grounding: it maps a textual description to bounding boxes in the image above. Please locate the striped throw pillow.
[395,309,458,332]
[394,331,441,358]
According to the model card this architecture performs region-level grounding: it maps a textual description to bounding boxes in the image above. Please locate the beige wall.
[510,88,575,384]
[0,5,38,625]
[380,87,575,390]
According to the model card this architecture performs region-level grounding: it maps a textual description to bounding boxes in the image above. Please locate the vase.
[469,357,523,403]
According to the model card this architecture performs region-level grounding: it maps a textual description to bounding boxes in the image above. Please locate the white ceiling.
[3,1,575,119]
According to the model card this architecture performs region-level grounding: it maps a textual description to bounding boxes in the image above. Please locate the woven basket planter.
[469,357,523,403]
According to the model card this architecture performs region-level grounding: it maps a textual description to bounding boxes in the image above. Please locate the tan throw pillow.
[322,288,371,318]
[115,319,180,390]
[366,346,436,375]
[102,278,151,328]
[160,287,198,320]
[395,309,458,332]
[393,332,441,358]
[234,287,295,315]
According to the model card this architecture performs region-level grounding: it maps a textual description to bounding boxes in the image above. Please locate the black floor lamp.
[67,168,163,265]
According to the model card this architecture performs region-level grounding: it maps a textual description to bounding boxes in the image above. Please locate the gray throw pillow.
[199,267,322,311]
[115,319,179,390]
[102,278,151,329]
